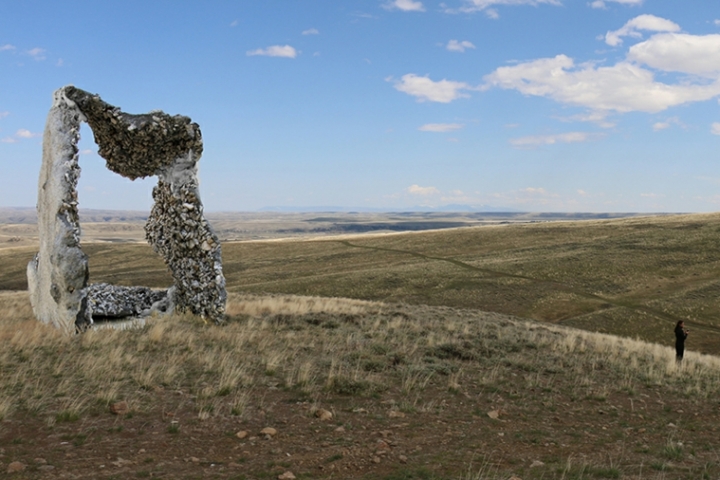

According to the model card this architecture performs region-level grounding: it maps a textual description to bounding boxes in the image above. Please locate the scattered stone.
[315,409,333,421]
[261,427,278,437]
[6,462,25,474]
[111,458,133,467]
[487,410,500,420]
[278,472,296,480]
[38,465,55,472]
[236,430,248,439]
[228,462,241,468]
[373,456,381,464]
[388,410,405,418]
[530,460,545,468]
[667,423,677,428]
[399,455,408,464]
[110,401,129,415]
[190,457,200,463]
[335,426,345,433]
[34,458,47,465]
[508,476,523,480]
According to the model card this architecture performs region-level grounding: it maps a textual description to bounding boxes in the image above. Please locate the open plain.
[1,211,720,479]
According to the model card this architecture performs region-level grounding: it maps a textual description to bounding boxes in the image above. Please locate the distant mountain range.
[259,204,523,213]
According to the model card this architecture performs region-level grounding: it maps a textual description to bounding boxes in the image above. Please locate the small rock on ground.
[278,471,296,479]
[315,408,333,421]
[7,462,25,473]
[110,401,129,415]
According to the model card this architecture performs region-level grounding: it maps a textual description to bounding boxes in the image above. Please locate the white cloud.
[591,0,643,9]
[1,128,41,143]
[446,40,475,52]
[453,0,561,14]
[712,123,720,135]
[230,20,239,27]
[605,14,679,47]
[79,149,94,155]
[407,184,440,195]
[652,117,682,131]
[628,33,720,77]
[246,45,298,58]
[394,74,471,103]
[509,131,604,147]
[302,28,319,35]
[418,123,464,132]
[522,187,552,195]
[0,44,15,52]
[715,19,720,27]
[559,111,615,128]
[383,0,425,11]
[484,54,720,114]
[26,47,46,60]
[0,111,9,119]
[15,129,40,138]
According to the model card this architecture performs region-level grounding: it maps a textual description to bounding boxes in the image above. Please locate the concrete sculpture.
[27,86,226,334]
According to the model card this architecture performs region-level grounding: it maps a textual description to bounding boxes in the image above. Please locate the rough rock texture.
[27,89,90,335]
[63,86,203,180]
[28,86,226,333]
[145,181,226,321]
[85,283,169,320]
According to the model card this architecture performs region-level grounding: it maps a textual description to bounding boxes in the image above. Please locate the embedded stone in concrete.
[28,86,226,333]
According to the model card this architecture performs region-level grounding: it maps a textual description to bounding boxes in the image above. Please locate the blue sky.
[2,0,720,212]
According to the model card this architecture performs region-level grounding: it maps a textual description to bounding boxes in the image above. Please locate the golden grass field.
[2,212,720,479]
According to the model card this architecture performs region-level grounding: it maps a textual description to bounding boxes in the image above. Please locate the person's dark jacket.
[675,325,688,346]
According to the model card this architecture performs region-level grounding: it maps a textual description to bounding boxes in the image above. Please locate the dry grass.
[1,290,720,421]
[2,291,720,477]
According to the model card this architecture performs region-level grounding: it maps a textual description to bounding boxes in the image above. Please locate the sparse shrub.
[56,410,80,423]
[327,376,370,395]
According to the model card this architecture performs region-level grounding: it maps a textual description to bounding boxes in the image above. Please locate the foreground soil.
[2,361,719,480]
[2,288,720,479]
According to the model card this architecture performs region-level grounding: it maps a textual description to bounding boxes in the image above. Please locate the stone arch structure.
[27,86,226,334]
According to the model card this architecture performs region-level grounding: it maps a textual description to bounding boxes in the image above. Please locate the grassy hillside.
[2,213,720,478]
[3,213,720,352]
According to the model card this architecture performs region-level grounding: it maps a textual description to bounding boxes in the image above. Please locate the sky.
[2,0,720,213]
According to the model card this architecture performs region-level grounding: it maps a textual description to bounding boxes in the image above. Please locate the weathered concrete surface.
[27,89,90,335]
[28,86,226,333]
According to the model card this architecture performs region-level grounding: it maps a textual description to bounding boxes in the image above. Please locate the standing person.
[674,320,689,362]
